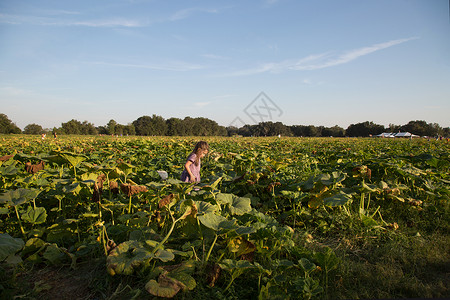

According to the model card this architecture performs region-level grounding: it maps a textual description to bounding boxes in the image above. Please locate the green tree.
[226,126,240,136]
[305,125,321,137]
[290,125,307,137]
[23,123,44,135]
[0,113,22,134]
[61,119,82,135]
[133,115,167,136]
[182,117,195,136]
[346,121,384,137]
[97,126,108,135]
[322,125,345,137]
[400,120,440,137]
[124,123,135,135]
[107,119,117,135]
[81,121,98,135]
[237,124,253,137]
[388,123,401,133]
[115,124,135,136]
[167,117,184,136]
[443,127,450,137]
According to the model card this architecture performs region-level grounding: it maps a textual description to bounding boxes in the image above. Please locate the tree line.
[1,113,449,137]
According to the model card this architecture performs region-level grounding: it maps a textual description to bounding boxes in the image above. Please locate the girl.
[181,141,209,183]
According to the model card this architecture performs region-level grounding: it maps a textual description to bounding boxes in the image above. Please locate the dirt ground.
[13,263,98,300]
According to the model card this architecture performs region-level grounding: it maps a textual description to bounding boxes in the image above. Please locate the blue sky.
[1,0,449,130]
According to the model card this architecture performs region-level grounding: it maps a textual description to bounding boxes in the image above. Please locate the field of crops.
[1,135,449,299]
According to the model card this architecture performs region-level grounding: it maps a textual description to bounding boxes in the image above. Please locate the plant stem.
[14,206,26,238]
[204,233,218,263]
[151,209,178,257]
[102,227,108,256]
[224,276,236,292]
[128,195,132,214]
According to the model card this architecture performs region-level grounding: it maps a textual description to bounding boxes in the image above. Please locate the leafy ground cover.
[0,135,449,299]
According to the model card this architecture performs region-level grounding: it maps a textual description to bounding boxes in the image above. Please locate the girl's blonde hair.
[192,141,209,166]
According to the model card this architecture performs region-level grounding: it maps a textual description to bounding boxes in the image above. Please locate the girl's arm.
[184,160,196,182]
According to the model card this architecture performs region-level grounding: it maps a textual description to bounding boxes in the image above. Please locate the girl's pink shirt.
[181,153,201,182]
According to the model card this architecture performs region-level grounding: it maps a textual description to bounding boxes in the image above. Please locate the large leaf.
[22,206,47,224]
[228,237,256,257]
[0,188,41,206]
[62,182,82,195]
[216,193,252,215]
[106,240,150,276]
[0,233,24,261]
[117,161,135,177]
[198,213,238,232]
[145,274,184,298]
[230,197,251,215]
[0,164,19,176]
[323,193,351,207]
[42,243,66,265]
[195,201,218,215]
[154,249,175,262]
[22,237,46,257]
[216,193,234,205]
[80,172,99,182]
[219,258,254,270]
[59,152,87,168]
[298,258,317,273]
[169,272,196,291]
[235,225,256,235]
[43,154,67,166]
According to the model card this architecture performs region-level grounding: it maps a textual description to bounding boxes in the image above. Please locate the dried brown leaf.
[206,263,221,287]
[159,194,175,208]
[25,161,45,174]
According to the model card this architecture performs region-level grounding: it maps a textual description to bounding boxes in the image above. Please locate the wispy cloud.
[202,54,230,60]
[72,18,144,27]
[0,6,222,27]
[0,13,146,27]
[0,86,36,97]
[212,94,238,99]
[290,37,419,70]
[35,9,80,16]
[194,101,212,108]
[226,37,419,76]
[263,0,282,7]
[169,7,219,21]
[89,60,206,72]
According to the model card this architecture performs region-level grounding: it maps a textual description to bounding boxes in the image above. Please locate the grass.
[329,231,449,299]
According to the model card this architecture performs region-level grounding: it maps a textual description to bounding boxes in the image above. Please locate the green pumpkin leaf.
[216,193,252,215]
[0,188,40,206]
[195,201,218,215]
[62,182,81,195]
[43,244,66,265]
[22,206,47,224]
[60,152,86,168]
[229,196,252,215]
[0,233,24,261]
[106,241,150,276]
[323,193,351,207]
[298,258,316,273]
[154,249,175,262]
[145,277,181,298]
[198,213,237,232]
[22,237,46,257]
[169,272,196,291]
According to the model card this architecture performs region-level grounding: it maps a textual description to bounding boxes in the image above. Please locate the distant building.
[375,132,419,138]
